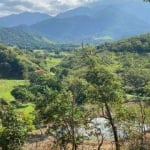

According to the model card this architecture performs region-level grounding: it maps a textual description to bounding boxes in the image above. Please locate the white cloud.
[0,0,99,17]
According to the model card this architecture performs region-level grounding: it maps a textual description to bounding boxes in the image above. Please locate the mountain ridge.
[25,0,150,43]
[0,12,51,27]
[1,0,150,43]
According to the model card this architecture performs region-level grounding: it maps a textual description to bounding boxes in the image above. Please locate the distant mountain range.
[0,0,150,44]
[0,12,51,27]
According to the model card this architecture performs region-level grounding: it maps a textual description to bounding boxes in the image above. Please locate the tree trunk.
[105,102,120,150]
[97,128,104,150]
[139,101,146,144]
[72,92,77,150]
[97,142,103,150]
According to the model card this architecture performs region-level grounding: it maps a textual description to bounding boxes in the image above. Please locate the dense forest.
[97,33,150,53]
[0,33,150,150]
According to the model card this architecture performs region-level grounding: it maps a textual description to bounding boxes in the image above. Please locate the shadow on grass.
[10,101,32,109]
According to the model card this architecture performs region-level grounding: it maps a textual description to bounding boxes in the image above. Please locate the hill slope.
[0,27,54,49]
[0,44,37,79]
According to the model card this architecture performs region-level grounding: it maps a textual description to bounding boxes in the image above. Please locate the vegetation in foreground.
[0,33,150,150]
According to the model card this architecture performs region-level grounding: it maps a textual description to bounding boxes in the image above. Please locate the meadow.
[0,79,34,118]
[0,79,27,101]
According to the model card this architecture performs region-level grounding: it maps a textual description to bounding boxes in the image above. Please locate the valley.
[0,0,150,150]
[0,33,150,149]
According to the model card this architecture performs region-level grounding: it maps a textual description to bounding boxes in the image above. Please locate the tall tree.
[86,67,124,150]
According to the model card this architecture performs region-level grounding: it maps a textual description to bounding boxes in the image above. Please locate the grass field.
[0,79,28,101]
[46,52,71,70]
[0,79,35,130]
[47,57,62,68]
[16,103,35,114]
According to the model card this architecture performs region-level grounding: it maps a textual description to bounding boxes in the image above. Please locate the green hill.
[97,33,150,53]
[0,44,41,79]
[0,27,54,49]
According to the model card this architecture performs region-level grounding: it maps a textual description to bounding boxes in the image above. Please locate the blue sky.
[0,0,98,17]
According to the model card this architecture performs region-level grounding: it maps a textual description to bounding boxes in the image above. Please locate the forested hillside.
[0,27,54,49]
[0,44,45,79]
[97,33,150,53]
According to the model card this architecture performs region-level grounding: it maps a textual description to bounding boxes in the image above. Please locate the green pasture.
[0,79,28,101]
[0,79,35,130]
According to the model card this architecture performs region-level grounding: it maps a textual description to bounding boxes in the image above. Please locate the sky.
[0,0,98,17]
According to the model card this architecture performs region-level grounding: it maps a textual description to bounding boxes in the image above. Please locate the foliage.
[0,108,27,150]
[0,44,37,79]
[11,85,34,103]
[46,91,91,149]
[2,33,150,150]
[97,33,150,53]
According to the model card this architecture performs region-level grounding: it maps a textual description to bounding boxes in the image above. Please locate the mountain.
[0,27,54,49]
[57,0,150,20]
[29,15,97,42]
[0,12,51,27]
[56,7,92,18]
[20,0,150,43]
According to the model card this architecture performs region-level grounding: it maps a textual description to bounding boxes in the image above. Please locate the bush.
[0,109,27,150]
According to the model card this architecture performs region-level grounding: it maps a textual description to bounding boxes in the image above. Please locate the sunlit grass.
[0,79,28,101]
[16,103,35,114]
[46,57,62,71]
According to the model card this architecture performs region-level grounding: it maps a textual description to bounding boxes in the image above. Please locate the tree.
[46,91,90,150]
[123,68,150,146]
[86,67,124,150]
[85,118,104,150]
[11,85,34,103]
[0,108,27,150]
[28,74,92,150]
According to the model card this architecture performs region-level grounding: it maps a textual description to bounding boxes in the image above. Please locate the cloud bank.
[0,0,98,17]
